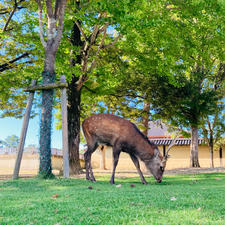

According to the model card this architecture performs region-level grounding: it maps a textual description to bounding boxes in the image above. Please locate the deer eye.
[160,166,164,172]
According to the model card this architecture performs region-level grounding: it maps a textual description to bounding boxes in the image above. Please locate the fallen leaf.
[52,194,59,199]
[215,178,221,180]
[130,184,136,187]
[197,207,201,211]
[88,186,93,190]
[116,184,122,188]
[170,197,177,201]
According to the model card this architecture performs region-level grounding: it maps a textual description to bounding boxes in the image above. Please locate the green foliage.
[1,0,225,137]
[200,104,225,146]
[0,0,43,118]
[3,135,19,148]
[0,173,225,224]
[116,0,225,129]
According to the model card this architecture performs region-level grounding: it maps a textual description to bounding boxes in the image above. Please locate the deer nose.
[157,178,162,183]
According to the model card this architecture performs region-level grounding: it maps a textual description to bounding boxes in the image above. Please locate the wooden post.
[13,79,36,179]
[60,75,69,178]
[163,145,166,157]
[219,146,223,167]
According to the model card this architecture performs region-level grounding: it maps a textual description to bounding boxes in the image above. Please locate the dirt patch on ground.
[0,167,224,180]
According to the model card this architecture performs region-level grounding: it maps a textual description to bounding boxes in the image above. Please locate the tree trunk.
[209,133,214,168]
[36,0,66,178]
[67,77,82,174]
[219,146,223,167]
[142,102,150,136]
[190,125,200,167]
[39,52,56,178]
[66,21,83,174]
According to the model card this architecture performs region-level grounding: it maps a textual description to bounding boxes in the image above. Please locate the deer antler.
[164,134,179,161]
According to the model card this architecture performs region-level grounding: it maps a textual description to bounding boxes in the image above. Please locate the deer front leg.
[129,153,147,184]
[110,148,121,184]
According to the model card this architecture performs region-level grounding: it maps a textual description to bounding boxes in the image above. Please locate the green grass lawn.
[0,173,224,225]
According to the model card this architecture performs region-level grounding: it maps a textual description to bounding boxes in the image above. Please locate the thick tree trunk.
[209,133,214,168]
[190,125,200,167]
[36,0,66,178]
[39,52,56,177]
[67,76,82,174]
[66,21,83,174]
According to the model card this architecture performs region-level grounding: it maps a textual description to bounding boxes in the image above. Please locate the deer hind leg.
[129,153,147,184]
[110,145,121,185]
[84,150,91,181]
[84,143,98,182]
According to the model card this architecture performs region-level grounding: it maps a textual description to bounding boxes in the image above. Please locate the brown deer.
[82,114,174,184]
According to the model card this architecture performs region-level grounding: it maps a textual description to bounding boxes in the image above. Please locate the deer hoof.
[90,178,96,182]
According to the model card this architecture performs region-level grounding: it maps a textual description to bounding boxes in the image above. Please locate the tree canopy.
[1,0,225,170]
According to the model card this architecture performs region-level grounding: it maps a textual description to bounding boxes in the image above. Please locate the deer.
[82,114,176,184]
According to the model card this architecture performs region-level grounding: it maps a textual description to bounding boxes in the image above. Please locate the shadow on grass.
[0,172,224,192]
[0,172,224,225]
[88,172,224,187]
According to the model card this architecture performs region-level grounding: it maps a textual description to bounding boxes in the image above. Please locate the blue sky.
[0,116,62,149]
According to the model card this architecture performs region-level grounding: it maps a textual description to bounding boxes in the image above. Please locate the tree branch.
[54,0,60,18]
[88,13,104,45]
[46,0,53,18]
[76,74,88,91]
[0,53,29,72]
[102,34,122,49]
[2,4,17,32]
[88,25,108,73]
[214,63,225,90]
[53,0,67,50]
[35,0,47,48]
[75,20,88,42]
[83,84,97,94]
[0,10,10,15]
[2,0,26,32]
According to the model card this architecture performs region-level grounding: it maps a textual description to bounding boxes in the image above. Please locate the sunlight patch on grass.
[0,173,224,225]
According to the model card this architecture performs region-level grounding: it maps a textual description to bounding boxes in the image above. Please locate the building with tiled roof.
[147,121,205,157]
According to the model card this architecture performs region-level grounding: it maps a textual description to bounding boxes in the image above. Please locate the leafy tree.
[55,0,134,174]
[0,1,41,118]
[4,135,19,148]
[116,0,225,167]
[35,0,67,178]
[0,0,131,175]
[200,101,225,168]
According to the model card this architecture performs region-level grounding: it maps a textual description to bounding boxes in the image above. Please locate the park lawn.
[0,173,224,225]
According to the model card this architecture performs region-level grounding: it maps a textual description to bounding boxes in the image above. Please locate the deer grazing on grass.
[82,114,175,184]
